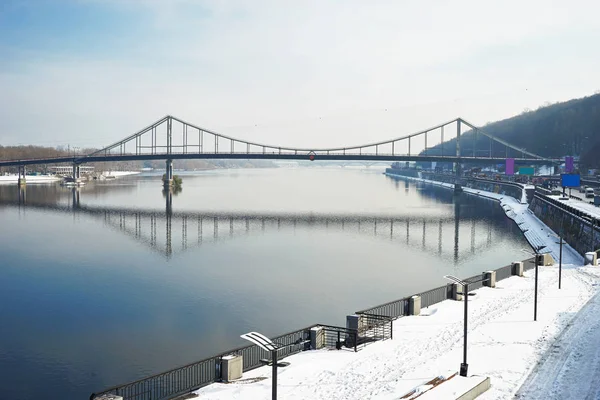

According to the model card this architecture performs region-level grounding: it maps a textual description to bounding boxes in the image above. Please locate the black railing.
[419,285,451,308]
[89,356,221,400]
[495,263,514,282]
[318,324,359,352]
[90,326,314,400]
[357,313,393,344]
[233,327,313,372]
[92,256,537,400]
[355,297,410,319]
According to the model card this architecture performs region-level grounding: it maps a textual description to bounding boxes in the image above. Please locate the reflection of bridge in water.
[4,187,511,263]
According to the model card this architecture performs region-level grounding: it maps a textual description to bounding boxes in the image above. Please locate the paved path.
[516,278,600,400]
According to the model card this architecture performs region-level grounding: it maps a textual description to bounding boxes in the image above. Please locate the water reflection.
[0,171,529,400]
[4,185,499,264]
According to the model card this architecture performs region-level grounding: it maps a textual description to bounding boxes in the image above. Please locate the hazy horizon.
[2,1,599,149]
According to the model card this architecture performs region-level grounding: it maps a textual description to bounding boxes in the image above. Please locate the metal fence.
[92,256,537,400]
[89,355,221,400]
[90,326,314,400]
[358,313,393,344]
[232,326,313,372]
[355,296,410,319]
[419,285,451,308]
[495,263,514,282]
[318,324,359,352]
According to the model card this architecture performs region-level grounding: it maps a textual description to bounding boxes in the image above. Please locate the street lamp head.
[443,275,466,285]
[241,332,279,352]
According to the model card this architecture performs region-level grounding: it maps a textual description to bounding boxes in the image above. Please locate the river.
[0,167,528,399]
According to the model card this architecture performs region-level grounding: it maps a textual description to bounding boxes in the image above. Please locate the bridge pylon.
[163,159,174,189]
[454,119,463,193]
[17,165,26,186]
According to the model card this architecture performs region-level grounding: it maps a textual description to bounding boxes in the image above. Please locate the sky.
[1,0,600,149]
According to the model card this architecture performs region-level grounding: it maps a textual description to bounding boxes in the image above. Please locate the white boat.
[60,177,86,187]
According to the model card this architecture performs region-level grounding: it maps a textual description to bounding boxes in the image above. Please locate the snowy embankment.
[192,175,597,400]
[548,194,600,219]
[104,171,140,178]
[398,175,581,265]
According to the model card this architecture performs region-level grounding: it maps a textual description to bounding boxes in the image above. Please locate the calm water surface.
[0,168,528,399]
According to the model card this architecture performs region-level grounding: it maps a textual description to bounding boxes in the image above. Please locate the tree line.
[421,92,600,169]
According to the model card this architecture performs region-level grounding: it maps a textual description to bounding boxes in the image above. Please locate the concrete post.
[221,354,243,382]
[585,252,597,266]
[93,395,123,400]
[541,253,555,266]
[409,295,421,315]
[346,314,362,348]
[452,283,463,301]
[484,271,496,288]
[512,261,524,277]
[310,326,325,350]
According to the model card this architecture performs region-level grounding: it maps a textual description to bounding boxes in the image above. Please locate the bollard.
[484,271,496,288]
[310,327,324,350]
[512,261,524,277]
[221,354,243,382]
[409,295,421,315]
[452,283,463,301]
[585,252,598,266]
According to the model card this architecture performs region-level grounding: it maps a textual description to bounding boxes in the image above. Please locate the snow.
[189,174,597,400]
[418,375,488,400]
[515,274,600,399]
[548,194,600,220]
[194,267,600,400]
[0,174,61,184]
[397,175,581,265]
[104,171,140,178]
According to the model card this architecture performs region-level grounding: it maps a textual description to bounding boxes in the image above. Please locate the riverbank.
[191,177,596,399]
[194,268,599,399]
[387,173,582,265]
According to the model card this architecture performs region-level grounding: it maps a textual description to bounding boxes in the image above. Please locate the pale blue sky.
[1,0,599,148]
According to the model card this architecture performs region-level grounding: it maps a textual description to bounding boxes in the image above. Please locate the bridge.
[0,116,557,188]
[4,185,512,264]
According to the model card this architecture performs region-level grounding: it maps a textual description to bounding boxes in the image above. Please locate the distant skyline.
[1,0,600,150]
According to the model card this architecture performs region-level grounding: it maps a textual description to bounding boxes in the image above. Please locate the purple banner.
[565,156,574,173]
[505,158,515,175]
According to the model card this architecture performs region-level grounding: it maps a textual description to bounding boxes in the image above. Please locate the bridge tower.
[17,165,26,186]
[454,119,463,193]
[72,164,81,183]
[163,159,174,189]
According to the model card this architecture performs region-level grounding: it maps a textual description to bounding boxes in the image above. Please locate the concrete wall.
[419,172,524,202]
[385,168,419,178]
[529,194,600,257]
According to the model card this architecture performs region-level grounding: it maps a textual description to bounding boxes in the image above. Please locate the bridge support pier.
[17,165,26,186]
[163,159,174,189]
[72,164,81,183]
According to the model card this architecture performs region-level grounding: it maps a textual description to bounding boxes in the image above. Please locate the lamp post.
[522,246,550,321]
[443,274,490,377]
[240,332,298,400]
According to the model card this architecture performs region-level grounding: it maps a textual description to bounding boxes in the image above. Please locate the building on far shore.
[49,165,95,175]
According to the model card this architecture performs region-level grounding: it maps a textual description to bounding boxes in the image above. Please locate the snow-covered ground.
[195,267,600,400]
[190,175,599,400]
[548,194,600,220]
[103,170,140,178]
[0,174,61,184]
[399,175,581,265]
